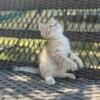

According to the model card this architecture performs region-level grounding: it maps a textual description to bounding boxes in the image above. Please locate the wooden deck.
[0,69,100,100]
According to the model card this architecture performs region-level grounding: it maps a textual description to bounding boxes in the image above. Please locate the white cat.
[14,18,83,85]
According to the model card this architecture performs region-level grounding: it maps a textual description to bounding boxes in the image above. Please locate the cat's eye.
[48,23,57,27]
[49,25,52,27]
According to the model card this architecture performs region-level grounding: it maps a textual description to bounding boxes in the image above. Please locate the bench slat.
[0,29,99,42]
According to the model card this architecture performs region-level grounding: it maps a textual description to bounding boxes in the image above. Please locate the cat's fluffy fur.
[14,18,83,85]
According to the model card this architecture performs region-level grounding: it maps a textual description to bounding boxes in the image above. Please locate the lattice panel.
[0,38,46,65]
[0,8,99,69]
[71,41,100,69]
[65,9,100,32]
[0,9,99,31]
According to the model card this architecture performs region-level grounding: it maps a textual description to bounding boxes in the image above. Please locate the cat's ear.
[38,23,44,32]
[54,16,63,22]
[50,17,55,23]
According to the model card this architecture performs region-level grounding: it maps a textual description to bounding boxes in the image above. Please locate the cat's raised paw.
[77,60,84,68]
[45,76,56,85]
[70,61,78,71]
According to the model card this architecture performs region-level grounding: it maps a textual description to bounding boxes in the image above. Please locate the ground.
[0,69,100,100]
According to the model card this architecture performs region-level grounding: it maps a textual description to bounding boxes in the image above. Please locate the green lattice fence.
[0,0,99,70]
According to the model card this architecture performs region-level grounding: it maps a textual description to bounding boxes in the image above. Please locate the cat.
[14,17,83,85]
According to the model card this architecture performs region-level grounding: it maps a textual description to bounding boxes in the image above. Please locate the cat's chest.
[46,39,70,53]
[47,40,64,49]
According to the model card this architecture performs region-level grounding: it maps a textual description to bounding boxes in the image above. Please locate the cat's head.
[38,17,63,39]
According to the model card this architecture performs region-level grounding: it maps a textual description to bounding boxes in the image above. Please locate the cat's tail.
[13,66,40,74]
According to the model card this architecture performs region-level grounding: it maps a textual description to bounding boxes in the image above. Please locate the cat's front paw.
[45,76,56,85]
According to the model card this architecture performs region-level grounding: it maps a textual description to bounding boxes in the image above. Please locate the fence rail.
[0,0,100,11]
[0,0,99,69]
